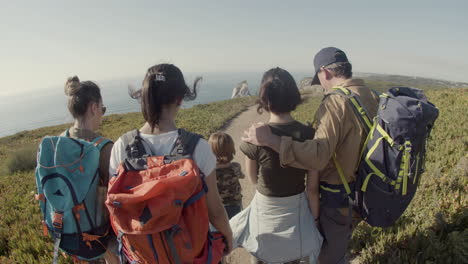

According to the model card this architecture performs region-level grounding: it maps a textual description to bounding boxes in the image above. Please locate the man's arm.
[242,96,346,171]
[241,122,281,151]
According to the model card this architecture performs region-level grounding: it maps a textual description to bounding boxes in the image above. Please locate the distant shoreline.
[0,96,256,140]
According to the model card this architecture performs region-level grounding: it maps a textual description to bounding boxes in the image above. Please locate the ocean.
[0,72,310,137]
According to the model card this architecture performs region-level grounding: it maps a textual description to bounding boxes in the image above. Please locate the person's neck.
[325,77,349,91]
[73,119,95,132]
[268,112,294,124]
[141,119,177,135]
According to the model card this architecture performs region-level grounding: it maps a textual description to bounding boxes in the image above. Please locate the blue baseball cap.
[311,47,349,85]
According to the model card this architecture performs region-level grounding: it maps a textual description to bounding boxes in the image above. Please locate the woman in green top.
[231,68,322,264]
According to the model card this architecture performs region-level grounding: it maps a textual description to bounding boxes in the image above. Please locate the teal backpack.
[35,130,112,263]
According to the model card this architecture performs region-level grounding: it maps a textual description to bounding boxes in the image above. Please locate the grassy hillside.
[1,87,467,263]
[357,73,468,89]
[293,89,468,264]
[0,96,255,263]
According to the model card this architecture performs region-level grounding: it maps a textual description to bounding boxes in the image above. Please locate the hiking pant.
[318,207,360,264]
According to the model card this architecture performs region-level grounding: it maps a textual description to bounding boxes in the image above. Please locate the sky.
[0,0,467,97]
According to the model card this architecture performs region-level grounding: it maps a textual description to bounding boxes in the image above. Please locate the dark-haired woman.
[109,64,233,262]
[63,77,119,264]
[231,68,323,264]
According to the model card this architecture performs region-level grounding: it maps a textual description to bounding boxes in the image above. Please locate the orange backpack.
[106,129,225,264]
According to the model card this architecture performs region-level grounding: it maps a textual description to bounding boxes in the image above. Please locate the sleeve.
[305,125,316,141]
[279,95,347,171]
[192,138,217,178]
[98,142,113,185]
[109,138,127,178]
[239,142,259,161]
[231,162,245,179]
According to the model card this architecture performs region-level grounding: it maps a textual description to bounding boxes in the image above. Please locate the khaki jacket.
[279,79,378,185]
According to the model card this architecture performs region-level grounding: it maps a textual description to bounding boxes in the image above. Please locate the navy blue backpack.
[331,86,439,227]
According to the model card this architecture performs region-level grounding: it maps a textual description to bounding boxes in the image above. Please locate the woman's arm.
[306,169,320,226]
[205,170,233,254]
[99,142,113,184]
[245,157,258,184]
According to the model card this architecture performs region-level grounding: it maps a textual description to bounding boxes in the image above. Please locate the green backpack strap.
[332,86,373,132]
[332,153,354,228]
[332,154,351,195]
[324,86,374,194]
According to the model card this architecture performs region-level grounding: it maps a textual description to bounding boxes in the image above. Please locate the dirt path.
[220,105,269,264]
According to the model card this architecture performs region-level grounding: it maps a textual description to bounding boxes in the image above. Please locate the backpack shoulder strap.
[322,86,372,196]
[91,137,113,151]
[330,86,373,133]
[170,129,202,157]
[371,89,381,103]
[60,129,70,137]
[120,129,139,146]
[61,129,112,151]
[121,129,148,159]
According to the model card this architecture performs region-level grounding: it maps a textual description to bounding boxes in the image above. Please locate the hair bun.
[64,76,81,96]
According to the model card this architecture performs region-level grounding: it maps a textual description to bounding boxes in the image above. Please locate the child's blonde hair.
[209,132,236,164]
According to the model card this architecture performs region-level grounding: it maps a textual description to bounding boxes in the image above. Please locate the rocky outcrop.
[298,77,324,97]
[232,80,251,98]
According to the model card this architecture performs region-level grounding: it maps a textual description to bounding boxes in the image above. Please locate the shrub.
[6,144,37,174]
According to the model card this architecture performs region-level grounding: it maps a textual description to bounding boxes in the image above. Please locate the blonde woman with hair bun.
[35,76,118,263]
[63,76,118,263]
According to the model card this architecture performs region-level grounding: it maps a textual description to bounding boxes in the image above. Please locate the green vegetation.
[293,89,468,264]
[6,144,37,174]
[0,96,255,263]
[1,86,467,263]
[360,74,468,89]
[292,96,322,124]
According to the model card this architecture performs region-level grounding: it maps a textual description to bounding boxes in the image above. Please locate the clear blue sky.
[1,0,467,96]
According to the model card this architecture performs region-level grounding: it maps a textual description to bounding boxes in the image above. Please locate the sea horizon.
[0,71,312,137]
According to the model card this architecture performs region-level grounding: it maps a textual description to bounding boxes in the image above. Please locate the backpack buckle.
[35,193,45,202]
[52,212,64,230]
[404,141,412,152]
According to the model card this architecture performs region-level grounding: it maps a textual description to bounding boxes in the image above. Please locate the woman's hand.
[223,231,234,255]
[205,171,234,254]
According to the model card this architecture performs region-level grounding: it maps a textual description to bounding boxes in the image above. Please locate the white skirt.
[230,191,323,263]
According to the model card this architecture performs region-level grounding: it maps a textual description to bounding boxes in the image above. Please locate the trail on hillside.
[219,105,269,264]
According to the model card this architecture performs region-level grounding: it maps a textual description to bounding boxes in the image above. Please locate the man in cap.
[242,47,379,263]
